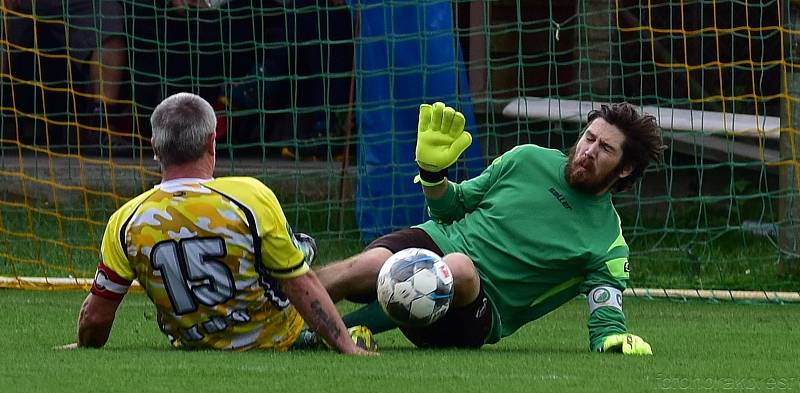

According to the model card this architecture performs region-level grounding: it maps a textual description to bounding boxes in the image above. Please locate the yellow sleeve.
[99,192,153,281]
[223,178,308,279]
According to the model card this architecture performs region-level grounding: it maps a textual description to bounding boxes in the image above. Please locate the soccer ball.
[376,248,454,327]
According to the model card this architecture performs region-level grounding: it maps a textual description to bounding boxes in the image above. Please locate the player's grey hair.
[150,92,216,167]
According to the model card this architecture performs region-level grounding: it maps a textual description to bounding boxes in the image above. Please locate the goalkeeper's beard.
[565,146,623,195]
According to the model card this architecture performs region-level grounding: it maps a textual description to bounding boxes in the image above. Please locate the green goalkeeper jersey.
[416,144,630,351]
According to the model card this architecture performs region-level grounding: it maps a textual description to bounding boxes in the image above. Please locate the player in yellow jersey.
[63,92,375,354]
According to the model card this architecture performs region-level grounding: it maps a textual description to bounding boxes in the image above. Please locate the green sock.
[343,301,398,334]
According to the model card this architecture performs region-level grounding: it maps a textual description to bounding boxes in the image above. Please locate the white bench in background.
[502,97,780,165]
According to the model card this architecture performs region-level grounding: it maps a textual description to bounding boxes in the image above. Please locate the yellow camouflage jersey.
[90,177,309,351]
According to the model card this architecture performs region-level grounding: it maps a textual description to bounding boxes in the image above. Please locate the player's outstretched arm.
[282,270,375,355]
[586,286,653,355]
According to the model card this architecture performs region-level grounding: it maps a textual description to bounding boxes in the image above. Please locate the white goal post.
[2,276,798,303]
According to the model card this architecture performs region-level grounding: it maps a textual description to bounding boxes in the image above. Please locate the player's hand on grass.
[55,343,79,350]
[347,347,380,356]
[602,333,652,355]
[416,102,472,173]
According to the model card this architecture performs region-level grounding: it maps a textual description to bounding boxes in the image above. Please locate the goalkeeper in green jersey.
[316,101,664,355]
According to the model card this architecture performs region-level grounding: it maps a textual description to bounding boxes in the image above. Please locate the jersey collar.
[156,177,214,189]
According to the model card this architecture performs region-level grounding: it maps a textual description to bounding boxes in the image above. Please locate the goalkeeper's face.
[565,118,632,195]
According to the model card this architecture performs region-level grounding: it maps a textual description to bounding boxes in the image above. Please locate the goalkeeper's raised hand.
[415,102,472,184]
[602,333,653,355]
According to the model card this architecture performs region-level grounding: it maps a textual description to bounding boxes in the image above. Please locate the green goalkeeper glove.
[415,102,472,184]
[602,333,653,355]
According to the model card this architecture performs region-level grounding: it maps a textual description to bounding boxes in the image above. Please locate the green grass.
[1,289,798,393]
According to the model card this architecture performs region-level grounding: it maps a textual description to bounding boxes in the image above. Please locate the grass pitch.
[1,289,797,393]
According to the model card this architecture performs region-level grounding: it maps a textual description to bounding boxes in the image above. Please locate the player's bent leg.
[442,252,481,307]
[317,228,443,303]
[315,247,392,303]
[399,284,494,349]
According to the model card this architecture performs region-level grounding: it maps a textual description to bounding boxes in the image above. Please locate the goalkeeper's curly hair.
[586,103,666,193]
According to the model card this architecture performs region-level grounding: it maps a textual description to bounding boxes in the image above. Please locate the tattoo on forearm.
[310,300,341,339]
